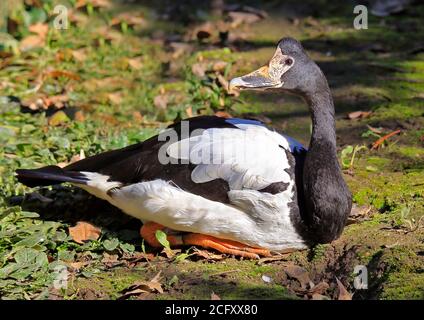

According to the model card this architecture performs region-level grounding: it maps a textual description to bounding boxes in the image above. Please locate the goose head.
[229,37,327,97]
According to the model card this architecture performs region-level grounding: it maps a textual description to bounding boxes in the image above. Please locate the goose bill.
[229,48,294,91]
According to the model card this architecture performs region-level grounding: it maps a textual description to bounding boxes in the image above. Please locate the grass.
[0,0,423,300]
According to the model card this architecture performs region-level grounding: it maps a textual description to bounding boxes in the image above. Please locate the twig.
[209,269,240,277]
[371,130,401,150]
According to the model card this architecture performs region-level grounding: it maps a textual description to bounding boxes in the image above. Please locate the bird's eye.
[285,58,293,66]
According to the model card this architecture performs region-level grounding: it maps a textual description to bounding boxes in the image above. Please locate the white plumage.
[71,124,307,252]
[167,124,292,190]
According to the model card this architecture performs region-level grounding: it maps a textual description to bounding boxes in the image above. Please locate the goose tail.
[15,166,89,187]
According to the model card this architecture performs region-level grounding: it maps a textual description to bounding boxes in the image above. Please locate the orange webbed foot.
[140,222,183,248]
[140,223,271,259]
[182,233,271,259]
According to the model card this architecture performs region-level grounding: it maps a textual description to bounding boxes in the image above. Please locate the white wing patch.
[167,124,292,190]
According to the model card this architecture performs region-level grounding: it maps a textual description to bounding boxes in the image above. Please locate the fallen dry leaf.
[215,111,232,118]
[308,281,329,296]
[127,57,143,70]
[366,124,384,134]
[101,253,121,268]
[348,110,372,120]
[371,129,401,150]
[228,11,263,28]
[45,70,81,81]
[71,49,88,62]
[28,22,49,39]
[347,204,373,224]
[19,35,45,51]
[185,106,193,118]
[132,111,144,123]
[161,247,180,259]
[192,248,225,261]
[153,94,168,110]
[257,255,288,265]
[107,92,123,105]
[110,12,146,28]
[211,292,221,300]
[57,149,86,168]
[68,221,101,244]
[169,42,193,59]
[75,0,112,9]
[191,62,207,78]
[119,271,163,299]
[212,61,228,72]
[94,26,123,43]
[74,110,86,122]
[283,264,311,289]
[336,278,352,300]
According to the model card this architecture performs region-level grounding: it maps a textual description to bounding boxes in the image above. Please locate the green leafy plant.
[341,145,367,170]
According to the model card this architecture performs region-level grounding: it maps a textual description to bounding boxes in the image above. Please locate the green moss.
[381,273,424,300]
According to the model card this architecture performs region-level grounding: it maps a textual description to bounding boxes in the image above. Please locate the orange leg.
[140,222,271,259]
[183,233,271,259]
[140,222,183,248]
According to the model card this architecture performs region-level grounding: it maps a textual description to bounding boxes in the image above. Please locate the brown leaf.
[161,248,180,259]
[71,49,88,62]
[127,57,143,70]
[58,149,86,168]
[67,261,91,271]
[74,110,86,122]
[119,271,163,299]
[75,0,112,9]
[169,42,193,59]
[45,70,81,81]
[228,11,262,28]
[101,253,120,267]
[21,95,47,111]
[348,110,372,120]
[28,22,49,39]
[211,292,221,300]
[336,278,352,300]
[308,281,329,296]
[347,204,373,224]
[212,61,228,72]
[70,149,86,164]
[20,35,45,51]
[191,62,207,78]
[68,221,101,244]
[95,26,123,43]
[153,94,168,110]
[185,106,193,118]
[45,94,69,109]
[107,92,123,105]
[192,248,224,260]
[366,124,384,134]
[133,111,144,122]
[110,12,146,28]
[283,264,311,289]
[215,111,232,118]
